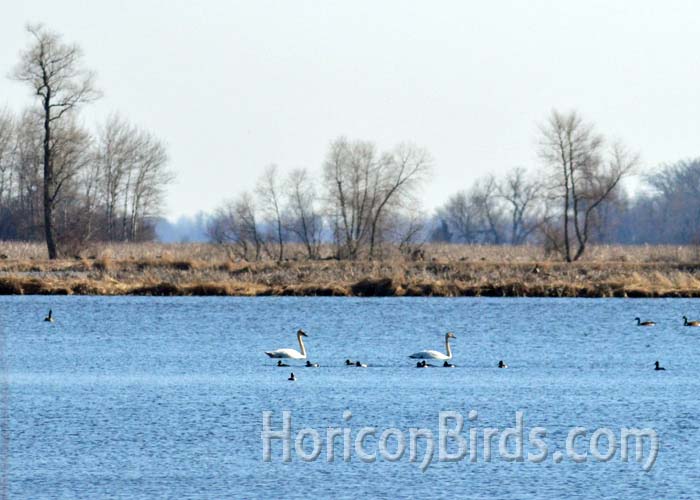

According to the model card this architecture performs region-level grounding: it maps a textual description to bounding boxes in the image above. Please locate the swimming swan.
[44,309,54,322]
[635,317,655,327]
[409,332,456,360]
[654,361,665,371]
[683,316,700,327]
[265,329,309,359]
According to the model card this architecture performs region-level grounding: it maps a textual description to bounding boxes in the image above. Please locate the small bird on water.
[683,316,700,327]
[654,361,666,371]
[635,317,655,327]
[277,360,289,367]
[498,360,508,368]
[288,373,296,381]
[44,309,54,323]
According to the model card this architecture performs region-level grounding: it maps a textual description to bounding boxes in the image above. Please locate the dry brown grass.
[1,241,700,297]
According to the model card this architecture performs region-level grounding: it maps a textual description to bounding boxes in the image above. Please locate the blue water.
[1,296,699,499]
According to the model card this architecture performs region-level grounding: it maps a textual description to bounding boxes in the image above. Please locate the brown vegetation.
[1,242,700,297]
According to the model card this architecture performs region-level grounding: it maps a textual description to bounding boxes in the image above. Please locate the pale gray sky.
[1,1,699,219]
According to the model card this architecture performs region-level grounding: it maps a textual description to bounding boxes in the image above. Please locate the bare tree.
[439,191,479,243]
[323,137,431,259]
[285,168,323,259]
[208,192,264,261]
[539,110,637,261]
[12,23,100,258]
[13,110,44,238]
[323,138,378,259]
[470,175,505,244]
[126,131,171,241]
[439,178,505,244]
[497,167,542,244]
[0,109,15,208]
[95,115,137,239]
[256,164,286,261]
[367,143,431,257]
[48,117,93,250]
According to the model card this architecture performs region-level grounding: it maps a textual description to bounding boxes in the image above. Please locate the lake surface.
[1,296,699,499]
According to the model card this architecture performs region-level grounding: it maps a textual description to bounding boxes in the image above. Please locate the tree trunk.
[43,94,57,259]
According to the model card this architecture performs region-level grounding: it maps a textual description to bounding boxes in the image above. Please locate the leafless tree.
[48,117,93,250]
[323,137,431,259]
[256,164,286,261]
[208,192,264,261]
[13,110,44,238]
[285,168,323,259]
[12,23,100,258]
[92,116,172,242]
[440,191,479,242]
[0,109,16,208]
[470,175,505,244]
[367,143,431,257]
[440,178,505,244]
[95,115,137,239]
[323,138,377,258]
[497,167,543,244]
[539,110,637,261]
[125,131,171,241]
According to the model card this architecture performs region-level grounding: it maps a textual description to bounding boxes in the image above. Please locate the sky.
[1,0,699,220]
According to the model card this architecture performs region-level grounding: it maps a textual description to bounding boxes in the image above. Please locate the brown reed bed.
[0,242,700,297]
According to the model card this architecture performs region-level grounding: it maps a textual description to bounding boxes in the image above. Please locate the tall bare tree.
[439,191,479,243]
[285,168,323,259]
[367,143,431,257]
[12,23,100,258]
[208,192,264,261]
[497,167,542,244]
[323,137,431,259]
[256,164,286,261]
[0,109,15,208]
[125,131,171,241]
[539,110,636,261]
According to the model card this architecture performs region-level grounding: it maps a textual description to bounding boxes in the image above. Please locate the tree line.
[208,137,431,261]
[4,25,699,262]
[0,24,172,257]
[209,110,700,262]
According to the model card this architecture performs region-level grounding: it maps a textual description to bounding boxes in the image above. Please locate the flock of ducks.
[265,315,700,380]
[41,309,693,378]
[265,329,519,382]
[635,315,700,370]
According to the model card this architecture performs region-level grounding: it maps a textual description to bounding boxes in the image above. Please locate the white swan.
[409,332,456,360]
[265,329,309,359]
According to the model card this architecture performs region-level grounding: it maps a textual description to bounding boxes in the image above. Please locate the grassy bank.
[1,242,700,297]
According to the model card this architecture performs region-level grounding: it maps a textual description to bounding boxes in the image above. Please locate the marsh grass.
[0,241,700,297]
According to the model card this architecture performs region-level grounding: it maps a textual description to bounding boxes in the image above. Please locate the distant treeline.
[206,111,700,262]
[3,25,699,261]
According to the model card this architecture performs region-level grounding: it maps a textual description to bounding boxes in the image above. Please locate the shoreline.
[1,256,700,298]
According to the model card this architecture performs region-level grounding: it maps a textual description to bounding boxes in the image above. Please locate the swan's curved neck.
[297,333,307,357]
[445,335,452,359]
